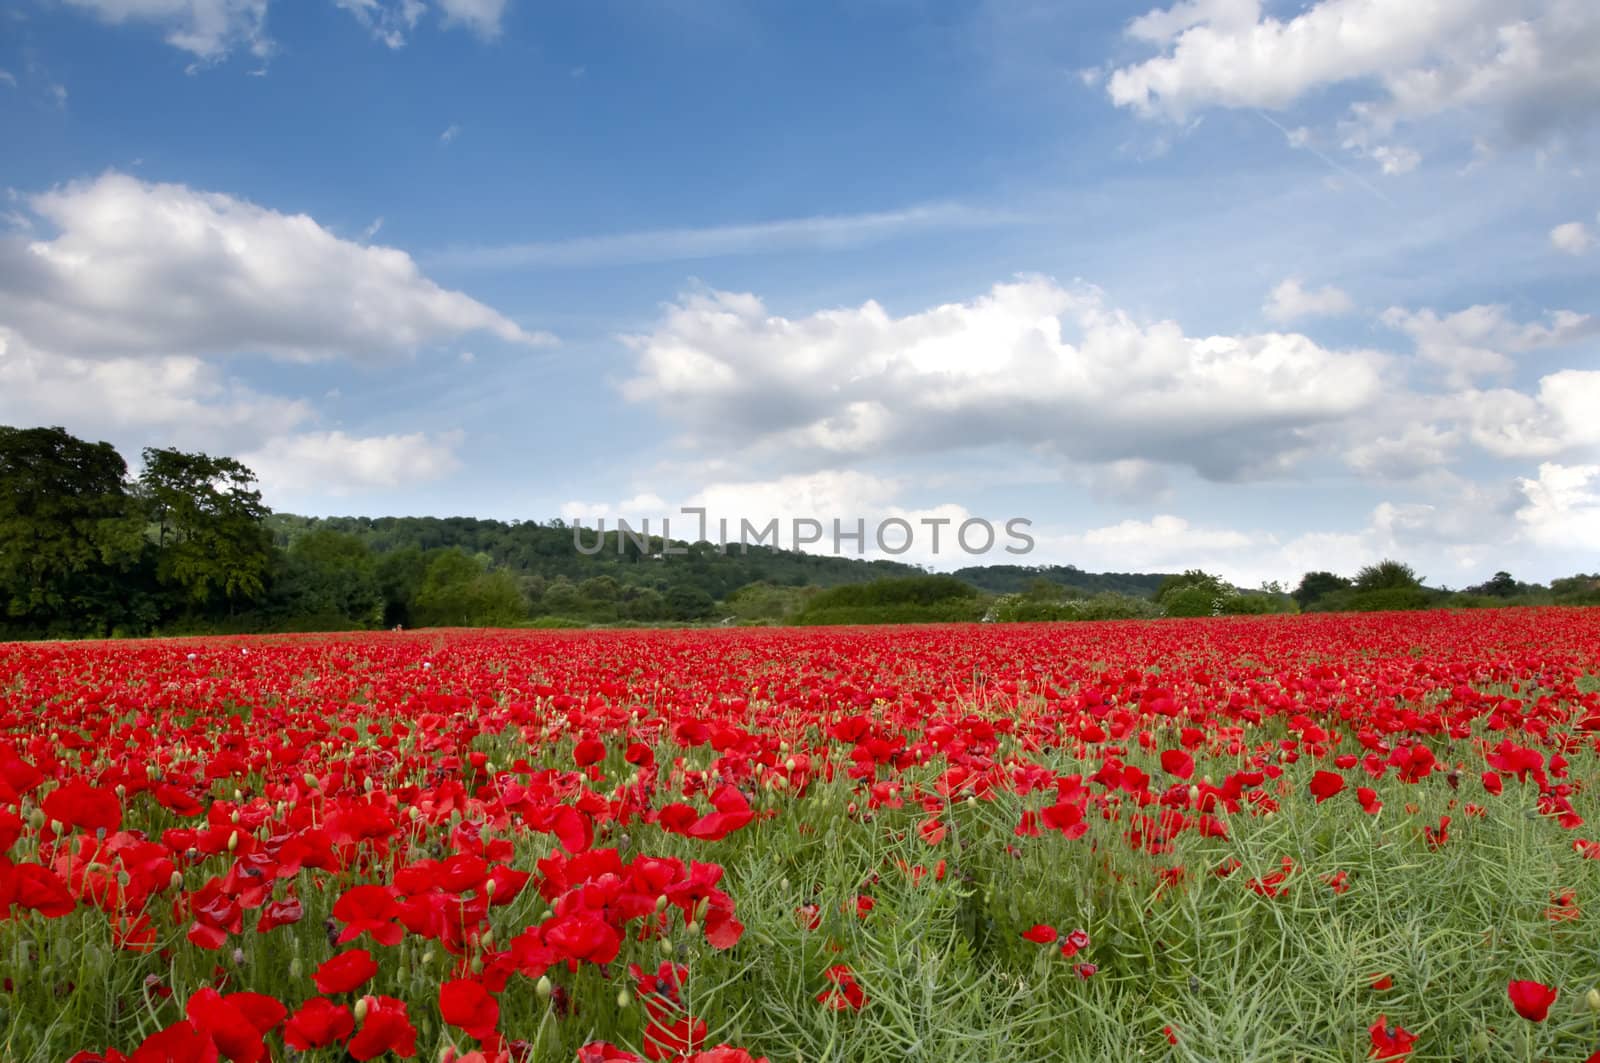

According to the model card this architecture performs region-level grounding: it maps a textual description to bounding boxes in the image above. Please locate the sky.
[1,0,1597,588]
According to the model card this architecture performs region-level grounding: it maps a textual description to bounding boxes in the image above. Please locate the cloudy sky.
[2,0,1597,586]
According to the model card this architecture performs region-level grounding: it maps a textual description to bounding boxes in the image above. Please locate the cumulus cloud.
[1345,423,1459,479]
[1107,0,1600,164]
[1460,370,1600,459]
[1264,277,1353,323]
[0,172,549,362]
[0,326,310,452]
[437,0,508,38]
[621,277,1387,482]
[1381,302,1595,384]
[0,172,540,501]
[1516,462,1600,549]
[335,0,426,49]
[1550,220,1594,254]
[240,429,464,495]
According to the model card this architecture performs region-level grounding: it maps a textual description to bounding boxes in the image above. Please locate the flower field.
[4,609,1600,1062]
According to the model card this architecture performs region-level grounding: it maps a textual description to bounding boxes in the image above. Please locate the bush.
[795,576,985,625]
[985,592,1161,622]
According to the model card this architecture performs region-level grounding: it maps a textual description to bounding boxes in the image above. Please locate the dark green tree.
[1353,559,1422,592]
[1293,571,1352,610]
[137,448,273,609]
[0,426,145,634]
[268,530,383,627]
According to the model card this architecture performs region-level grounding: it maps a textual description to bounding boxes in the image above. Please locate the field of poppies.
[2,609,1599,1062]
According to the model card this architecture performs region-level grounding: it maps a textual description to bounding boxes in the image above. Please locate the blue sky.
[1,0,1597,586]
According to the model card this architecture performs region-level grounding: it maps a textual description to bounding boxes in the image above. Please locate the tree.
[1293,571,1352,610]
[269,530,383,627]
[1156,570,1228,605]
[1474,571,1520,598]
[1353,559,1422,592]
[138,448,273,608]
[0,426,145,634]
[412,550,527,627]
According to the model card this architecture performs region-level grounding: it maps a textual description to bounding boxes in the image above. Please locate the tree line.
[2,425,1595,638]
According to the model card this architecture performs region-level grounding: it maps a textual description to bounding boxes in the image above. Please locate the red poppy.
[1021,924,1057,944]
[283,998,355,1051]
[347,996,417,1061]
[42,779,123,834]
[313,950,379,995]
[1508,979,1558,1022]
[1368,1014,1416,1059]
[439,978,500,1041]
[1309,771,1346,803]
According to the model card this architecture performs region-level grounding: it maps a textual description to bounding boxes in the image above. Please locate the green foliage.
[0,426,146,636]
[138,447,273,606]
[1316,586,1435,613]
[952,563,1170,598]
[1353,558,1422,592]
[795,576,985,625]
[266,530,384,628]
[985,591,1162,622]
[411,549,528,627]
[1293,570,1352,610]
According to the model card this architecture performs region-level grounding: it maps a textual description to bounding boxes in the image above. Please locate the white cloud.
[0,172,550,363]
[435,203,1018,269]
[62,0,272,62]
[1516,462,1600,549]
[1382,302,1595,384]
[439,123,461,144]
[1263,277,1354,322]
[0,326,310,451]
[0,173,536,501]
[1345,423,1459,479]
[1108,0,1600,163]
[1550,220,1594,254]
[621,277,1388,482]
[335,0,426,48]
[240,429,464,496]
[437,0,508,39]
[0,70,17,88]
[1462,369,1600,459]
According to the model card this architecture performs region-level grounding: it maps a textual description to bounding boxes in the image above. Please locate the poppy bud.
[1470,1032,1490,1053]
[1587,988,1600,1012]
[230,810,240,825]
[289,957,303,979]
[470,955,483,974]
[784,758,796,772]
[684,921,699,936]
[695,898,710,922]
[1188,786,1200,803]
[232,789,241,802]
[659,938,673,956]
[485,877,497,899]
[28,808,44,830]
[227,830,239,852]
[535,976,553,1001]
[617,988,632,1009]
[656,895,669,913]
[302,773,319,789]
[169,871,183,891]
[354,997,370,1023]
[480,927,494,947]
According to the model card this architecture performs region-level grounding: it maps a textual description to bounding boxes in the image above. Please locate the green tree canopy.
[138,447,273,606]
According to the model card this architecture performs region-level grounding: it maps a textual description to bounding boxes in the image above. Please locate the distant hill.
[950,563,1172,598]
[269,515,1174,602]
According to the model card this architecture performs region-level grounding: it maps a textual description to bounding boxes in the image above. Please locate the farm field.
[3,610,1600,1063]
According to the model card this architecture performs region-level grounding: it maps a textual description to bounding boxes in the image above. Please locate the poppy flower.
[1508,979,1558,1022]
[1021,924,1058,944]
[347,996,417,1061]
[439,978,500,1041]
[1368,1015,1416,1059]
[283,998,355,1051]
[313,950,379,995]
[42,779,123,834]
[1309,771,1346,803]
